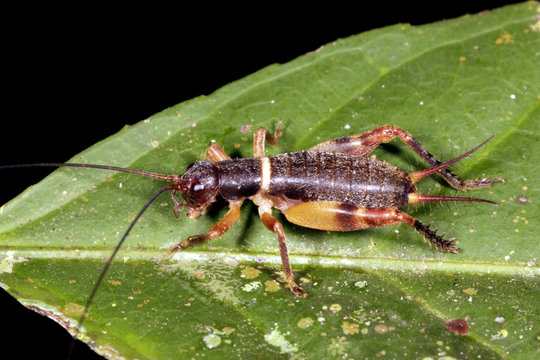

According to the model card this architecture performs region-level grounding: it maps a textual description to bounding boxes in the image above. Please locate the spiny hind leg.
[167,200,243,254]
[284,201,459,253]
[309,125,503,190]
[253,119,283,158]
[259,210,307,297]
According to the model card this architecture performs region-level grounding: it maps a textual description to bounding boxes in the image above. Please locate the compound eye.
[190,182,205,194]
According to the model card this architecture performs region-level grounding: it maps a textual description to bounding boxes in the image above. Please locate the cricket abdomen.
[268,151,414,208]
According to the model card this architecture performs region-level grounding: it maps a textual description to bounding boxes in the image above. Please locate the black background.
[0,2,524,359]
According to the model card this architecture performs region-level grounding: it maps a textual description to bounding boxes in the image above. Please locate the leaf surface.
[1,3,539,359]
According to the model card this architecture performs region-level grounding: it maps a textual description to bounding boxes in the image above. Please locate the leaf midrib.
[10,249,538,276]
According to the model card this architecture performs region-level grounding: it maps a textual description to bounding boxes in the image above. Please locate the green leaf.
[1,3,539,359]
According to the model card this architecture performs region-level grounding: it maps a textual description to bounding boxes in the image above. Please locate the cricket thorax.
[218,158,262,200]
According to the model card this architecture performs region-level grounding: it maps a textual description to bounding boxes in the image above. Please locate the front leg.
[167,200,243,254]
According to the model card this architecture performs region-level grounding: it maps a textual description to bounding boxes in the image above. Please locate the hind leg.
[309,125,503,190]
[284,201,459,253]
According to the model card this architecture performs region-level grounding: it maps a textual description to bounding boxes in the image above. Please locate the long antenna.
[0,163,180,182]
[67,183,174,359]
[1,163,181,358]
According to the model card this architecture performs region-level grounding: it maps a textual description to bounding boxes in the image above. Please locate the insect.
[2,122,503,347]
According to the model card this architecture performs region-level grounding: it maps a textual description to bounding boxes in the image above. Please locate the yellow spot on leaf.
[242,281,261,292]
[265,280,281,293]
[341,321,359,335]
[462,287,477,295]
[297,317,314,329]
[107,280,121,286]
[530,20,540,32]
[264,327,298,354]
[241,266,261,279]
[492,329,508,340]
[64,302,85,317]
[193,271,205,279]
[374,324,394,334]
[203,334,221,349]
[495,33,513,44]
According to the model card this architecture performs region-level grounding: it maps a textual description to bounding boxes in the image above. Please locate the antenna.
[0,163,180,182]
[1,163,181,359]
[67,184,174,359]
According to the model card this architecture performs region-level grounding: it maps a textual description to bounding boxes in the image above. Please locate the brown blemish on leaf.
[240,124,252,133]
[445,319,468,335]
[517,195,531,205]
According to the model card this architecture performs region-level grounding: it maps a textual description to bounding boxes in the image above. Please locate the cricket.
[2,122,504,354]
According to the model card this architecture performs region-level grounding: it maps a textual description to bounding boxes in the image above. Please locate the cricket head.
[173,160,220,218]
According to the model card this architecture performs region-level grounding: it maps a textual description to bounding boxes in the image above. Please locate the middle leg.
[253,119,283,158]
[259,210,307,297]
